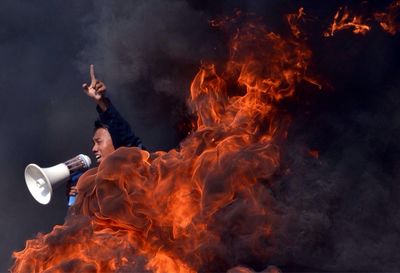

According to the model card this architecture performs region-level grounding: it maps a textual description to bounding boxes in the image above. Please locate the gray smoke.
[76,0,220,151]
[268,66,400,270]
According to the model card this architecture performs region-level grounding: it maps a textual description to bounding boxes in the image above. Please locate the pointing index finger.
[90,64,96,86]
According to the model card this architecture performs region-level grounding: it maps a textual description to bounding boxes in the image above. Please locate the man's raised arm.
[82,64,143,149]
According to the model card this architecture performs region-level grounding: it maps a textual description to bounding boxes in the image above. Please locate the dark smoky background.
[0,0,399,271]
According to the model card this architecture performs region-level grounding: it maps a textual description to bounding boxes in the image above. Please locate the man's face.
[92,128,115,163]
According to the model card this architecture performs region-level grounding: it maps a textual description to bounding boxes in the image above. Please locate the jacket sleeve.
[96,98,143,149]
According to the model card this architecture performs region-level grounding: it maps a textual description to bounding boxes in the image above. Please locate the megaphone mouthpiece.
[65,154,91,173]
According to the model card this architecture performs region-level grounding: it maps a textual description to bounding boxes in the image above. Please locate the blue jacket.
[96,98,144,149]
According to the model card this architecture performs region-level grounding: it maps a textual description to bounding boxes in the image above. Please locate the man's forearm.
[95,97,110,112]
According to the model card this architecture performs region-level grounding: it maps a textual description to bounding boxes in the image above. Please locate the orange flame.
[12,3,399,267]
[374,0,400,35]
[12,16,316,273]
[286,7,306,39]
[324,7,371,37]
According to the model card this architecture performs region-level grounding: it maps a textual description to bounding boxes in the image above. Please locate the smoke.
[269,37,400,270]
[79,0,214,95]
[0,0,95,270]
[76,0,222,151]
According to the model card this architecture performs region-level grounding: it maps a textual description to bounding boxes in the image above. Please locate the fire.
[286,7,306,39]
[12,14,315,272]
[324,6,371,37]
[11,3,399,268]
[374,0,400,35]
[13,3,400,271]
[325,1,400,37]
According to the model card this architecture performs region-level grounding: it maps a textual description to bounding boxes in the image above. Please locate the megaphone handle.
[68,195,76,206]
[67,171,83,207]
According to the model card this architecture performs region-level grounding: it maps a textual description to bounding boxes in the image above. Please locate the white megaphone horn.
[24,154,91,205]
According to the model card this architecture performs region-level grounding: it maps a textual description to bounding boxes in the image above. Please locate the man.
[68,65,143,202]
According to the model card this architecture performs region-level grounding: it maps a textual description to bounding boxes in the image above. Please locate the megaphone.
[24,154,91,205]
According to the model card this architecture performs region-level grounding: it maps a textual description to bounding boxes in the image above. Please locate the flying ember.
[374,0,400,35]
[324,7,371,37]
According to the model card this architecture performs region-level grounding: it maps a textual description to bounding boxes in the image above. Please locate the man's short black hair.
[94,119,108,132]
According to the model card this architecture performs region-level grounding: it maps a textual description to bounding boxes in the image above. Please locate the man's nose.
[92,144,98,153]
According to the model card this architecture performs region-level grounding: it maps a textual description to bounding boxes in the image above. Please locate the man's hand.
[82,64,108,111]
[69,186,78,196]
